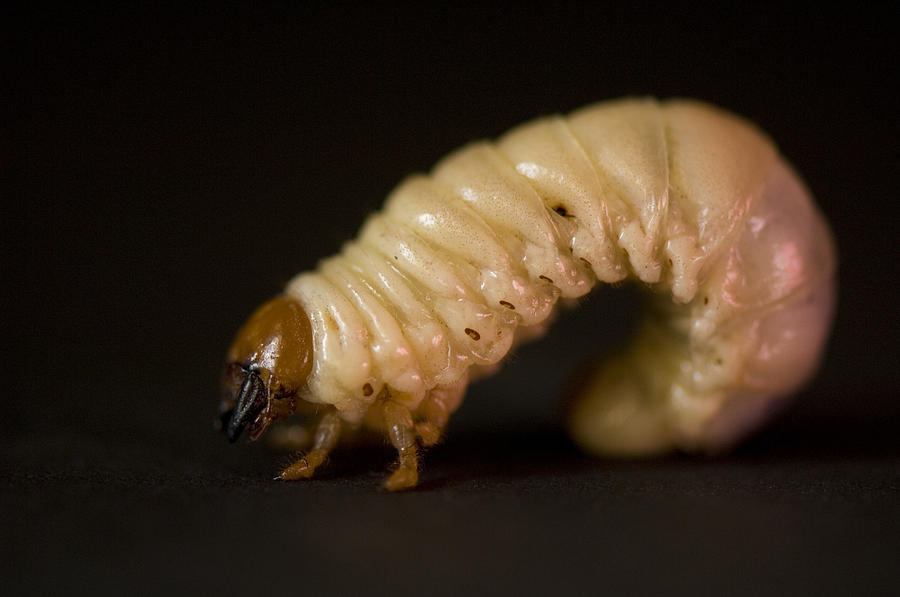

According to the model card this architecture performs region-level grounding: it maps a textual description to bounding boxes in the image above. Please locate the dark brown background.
[4,4,899,595]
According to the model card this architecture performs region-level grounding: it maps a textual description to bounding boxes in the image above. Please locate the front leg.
[279,411,341,481]
[415,374,468,447]
[382,400,419,491]
[415,391,450,447]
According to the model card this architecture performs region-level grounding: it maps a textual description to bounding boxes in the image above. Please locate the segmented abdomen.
[287,98,835,442]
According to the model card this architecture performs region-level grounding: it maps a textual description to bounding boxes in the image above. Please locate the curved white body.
[287,98,836,456]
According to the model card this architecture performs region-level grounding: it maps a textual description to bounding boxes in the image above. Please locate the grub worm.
[219,98,836,490]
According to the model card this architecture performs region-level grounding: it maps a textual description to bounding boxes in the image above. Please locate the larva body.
[220,98,836,490]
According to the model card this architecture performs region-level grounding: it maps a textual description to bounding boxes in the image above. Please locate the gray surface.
[5,414,898,596]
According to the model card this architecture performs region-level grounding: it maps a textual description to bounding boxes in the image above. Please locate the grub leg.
[382,401,419,491]
[415,392,450,447]
[415,375,467,447]
[279,411,341,481]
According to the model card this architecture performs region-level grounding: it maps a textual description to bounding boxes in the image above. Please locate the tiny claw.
[279,458,312,481]
[280,450,327,481]
[383,467,418,492]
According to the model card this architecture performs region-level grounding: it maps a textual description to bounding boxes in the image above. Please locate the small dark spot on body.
[580,257,592,268]
[715,358,723,365]
[499,300,515,310]
[394,255,398,260]
[539,275,554,284]
[704,296,709,305]
[465,328,481,341]
[363,383,373,396]
[553,205,573,218]
[668,258,673,267]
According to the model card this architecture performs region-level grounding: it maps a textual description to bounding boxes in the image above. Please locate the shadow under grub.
[246,422,582,490]
[244,403,900,491]
[8,394,894,493]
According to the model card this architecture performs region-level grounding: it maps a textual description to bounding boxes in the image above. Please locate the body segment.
[221,98,836,488]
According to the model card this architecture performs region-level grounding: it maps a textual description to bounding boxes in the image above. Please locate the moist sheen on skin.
[276,98,835,457]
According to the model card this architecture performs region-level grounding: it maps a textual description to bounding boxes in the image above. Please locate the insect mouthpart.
[222,366,268,443]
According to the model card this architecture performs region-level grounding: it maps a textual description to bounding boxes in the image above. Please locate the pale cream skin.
[239,98,836,488]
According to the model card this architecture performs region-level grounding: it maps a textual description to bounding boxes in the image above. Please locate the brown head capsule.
[219,295,313,443]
